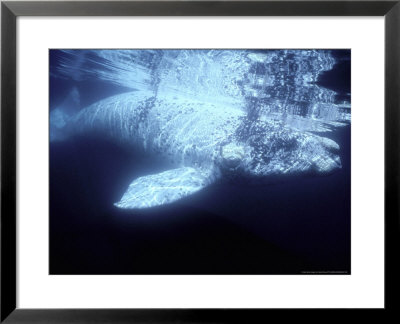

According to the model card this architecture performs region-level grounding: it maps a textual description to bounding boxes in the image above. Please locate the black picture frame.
[1,0,399,322]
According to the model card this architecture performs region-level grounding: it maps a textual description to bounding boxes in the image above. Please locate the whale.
[50,90,342,209]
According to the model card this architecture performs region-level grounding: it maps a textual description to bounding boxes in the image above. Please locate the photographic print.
[49,49,350,274]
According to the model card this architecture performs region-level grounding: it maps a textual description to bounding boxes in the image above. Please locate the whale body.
[50,90,342,209]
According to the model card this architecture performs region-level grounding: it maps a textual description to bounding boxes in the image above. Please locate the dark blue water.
[49,50,350,274]
[49,128,350,274]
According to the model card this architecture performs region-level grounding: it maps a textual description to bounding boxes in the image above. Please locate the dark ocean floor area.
[50,126,350,275]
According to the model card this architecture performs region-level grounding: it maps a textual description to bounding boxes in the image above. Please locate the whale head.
[220,119,342,180]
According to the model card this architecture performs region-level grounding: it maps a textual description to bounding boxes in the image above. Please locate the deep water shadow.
[50,126,350,275]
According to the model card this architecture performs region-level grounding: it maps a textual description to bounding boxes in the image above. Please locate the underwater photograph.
[49,49,351,274]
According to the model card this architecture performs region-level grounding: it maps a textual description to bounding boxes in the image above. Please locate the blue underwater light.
[50,49,350,209]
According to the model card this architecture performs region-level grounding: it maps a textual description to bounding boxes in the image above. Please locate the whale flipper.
[114,167,212,209]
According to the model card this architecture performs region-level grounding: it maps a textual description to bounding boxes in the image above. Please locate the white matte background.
[17,17,384,308]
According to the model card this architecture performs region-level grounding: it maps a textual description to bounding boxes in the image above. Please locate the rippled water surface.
[50,49,350,274]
